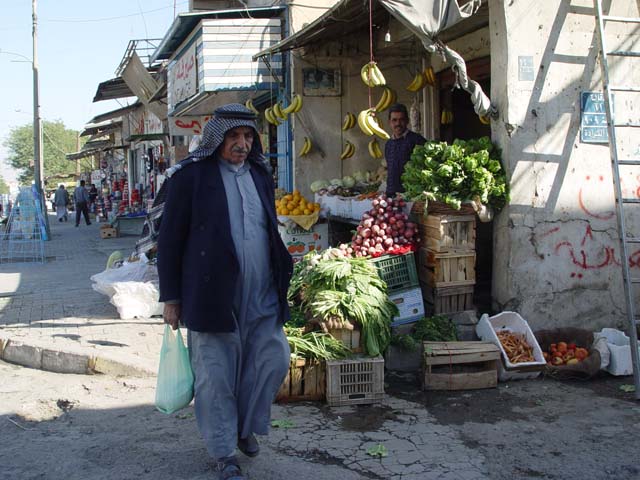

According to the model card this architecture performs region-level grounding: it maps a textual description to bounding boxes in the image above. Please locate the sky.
[0,0,190,182]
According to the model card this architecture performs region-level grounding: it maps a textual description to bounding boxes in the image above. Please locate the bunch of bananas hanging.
[357,108,390,140]
[361,61,386,87]
[282,93,303,114]
[264,107,282,126]
[368,138,384,159]
[340,140,355,160]
[406,67,436,92]
[298,137,312,156]
[342,112,356,131]
[374,87,397,112]
[245,99,260,115]
[263,94,304,126]
[441,109,454,125]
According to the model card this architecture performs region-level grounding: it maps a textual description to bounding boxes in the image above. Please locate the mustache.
[231,146,249,154]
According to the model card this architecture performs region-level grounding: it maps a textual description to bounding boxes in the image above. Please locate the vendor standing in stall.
[157,104,293,480]
[385,103,427,197]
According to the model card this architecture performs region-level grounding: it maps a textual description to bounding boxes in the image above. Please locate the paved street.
[0,214,163,375]
[1,214,639,480]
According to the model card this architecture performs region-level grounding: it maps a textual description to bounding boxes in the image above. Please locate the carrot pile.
[497,331,534,363]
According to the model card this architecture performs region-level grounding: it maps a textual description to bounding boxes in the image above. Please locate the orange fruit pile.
[276,190,321,216]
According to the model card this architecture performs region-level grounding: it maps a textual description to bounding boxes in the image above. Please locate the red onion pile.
[347,194,417,257]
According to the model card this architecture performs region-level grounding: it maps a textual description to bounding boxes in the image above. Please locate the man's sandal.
[237,433,259,457]
[215,457,246,480]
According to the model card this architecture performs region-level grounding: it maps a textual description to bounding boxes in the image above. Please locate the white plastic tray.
[476,312,546,381]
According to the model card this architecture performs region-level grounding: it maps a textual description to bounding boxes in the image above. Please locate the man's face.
[389,111,408,137]
[220,126,254,164]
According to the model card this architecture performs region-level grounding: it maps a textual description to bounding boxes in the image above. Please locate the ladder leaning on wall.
[594,0,640,399]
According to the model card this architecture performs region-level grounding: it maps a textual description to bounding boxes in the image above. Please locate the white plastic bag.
[111,282,164,319]
[155,325,194,414]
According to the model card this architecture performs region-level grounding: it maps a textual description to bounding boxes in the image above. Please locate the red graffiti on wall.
[579,174,640,220]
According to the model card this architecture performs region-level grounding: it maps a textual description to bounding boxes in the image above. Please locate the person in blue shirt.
[384,103,427,197]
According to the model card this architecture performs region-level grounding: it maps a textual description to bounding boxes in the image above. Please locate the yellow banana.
[361,62,386,87]
[372,138,384,158]
[342,112,356,131]
[374,87,390,112]
[364,109,390,140]
[245,99,259,115]
[292,94,303,113]
[479,115,491,125]
[283,94,302,115]
[265,108,280,126]
[406,71,427,92]
[368,138,383,159]
[273,102,287,120]
[357,109,374,136]
[340,141,355,160]
[298,137,312,156]
[424,67,436,87]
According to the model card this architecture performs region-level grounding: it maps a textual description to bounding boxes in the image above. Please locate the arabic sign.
[169,42,198,110]
[581,91,609,143]
[132,108,164,136]
[168,115,212,136]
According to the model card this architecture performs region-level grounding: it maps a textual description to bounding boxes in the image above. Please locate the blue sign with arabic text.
[581,91,609,143]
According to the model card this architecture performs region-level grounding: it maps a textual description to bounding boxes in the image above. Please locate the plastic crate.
[326,356,385,406]
[371,252,419,292]
[333,196,353,218]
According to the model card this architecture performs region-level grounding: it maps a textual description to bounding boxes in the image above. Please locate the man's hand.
[163,303,181,330]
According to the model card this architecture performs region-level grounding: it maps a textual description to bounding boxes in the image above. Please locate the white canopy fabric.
[379,0,495,117]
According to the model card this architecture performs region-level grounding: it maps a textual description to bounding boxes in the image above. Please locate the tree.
[3,120,81,185]
[0,175,9,194]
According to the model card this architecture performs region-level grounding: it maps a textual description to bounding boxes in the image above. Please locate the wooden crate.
[418,214,475,253]
[418,248,476,287]
[326,356,384,407]
[99,226,118,239]
[276,358,326,402]
[422,283,475,314]
[422,341,500,390]
[328,326,362,353]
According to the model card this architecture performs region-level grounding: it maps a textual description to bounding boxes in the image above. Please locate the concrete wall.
[489,0,640,330]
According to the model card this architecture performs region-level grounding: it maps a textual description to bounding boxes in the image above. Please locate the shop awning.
[125,133,166,142]
[93,70,162,102]
[80,117,122,137]
[65,141,127,161]
[151,6,286,62]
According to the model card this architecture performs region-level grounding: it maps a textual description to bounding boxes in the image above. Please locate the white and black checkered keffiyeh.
[166,103,269,177]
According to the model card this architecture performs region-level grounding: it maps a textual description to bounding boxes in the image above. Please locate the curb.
[0,337,155,378]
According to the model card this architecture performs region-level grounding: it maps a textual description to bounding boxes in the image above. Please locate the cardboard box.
[99,226,118,239]
[277,222,329,258]
[388,287,425,326]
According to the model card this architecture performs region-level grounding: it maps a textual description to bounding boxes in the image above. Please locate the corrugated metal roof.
[80,117,123,137]
[151,5,286,62]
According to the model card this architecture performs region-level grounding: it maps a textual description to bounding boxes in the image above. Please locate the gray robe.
[187,157,289,460]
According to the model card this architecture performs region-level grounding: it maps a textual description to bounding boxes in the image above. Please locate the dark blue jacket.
[385,130,427,196]
[157,156,293,333]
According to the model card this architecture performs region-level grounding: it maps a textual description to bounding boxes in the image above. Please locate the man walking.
[384,103,427,197]
[53,184,69,222]
[74,180,91,227]
[157,104,293,480]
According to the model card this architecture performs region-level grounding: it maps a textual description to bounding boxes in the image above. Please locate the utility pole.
[32,0,49,237]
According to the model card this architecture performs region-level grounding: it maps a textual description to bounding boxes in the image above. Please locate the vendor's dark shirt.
[384,130,427,197]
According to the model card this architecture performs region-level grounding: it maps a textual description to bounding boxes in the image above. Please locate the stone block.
[448,310,479,326]
[2,341,43,369]
[42,349,90,374]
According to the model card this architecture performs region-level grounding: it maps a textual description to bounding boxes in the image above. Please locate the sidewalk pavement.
[0,213,164,377]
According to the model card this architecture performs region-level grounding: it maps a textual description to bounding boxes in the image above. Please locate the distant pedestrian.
[89,183,98,213]
[74,180,91,227]
[54,184,70,222]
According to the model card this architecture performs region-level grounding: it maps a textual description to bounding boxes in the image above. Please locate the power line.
[41,1,188,24]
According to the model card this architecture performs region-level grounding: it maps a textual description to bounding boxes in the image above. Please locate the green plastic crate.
[371,252,419,292]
